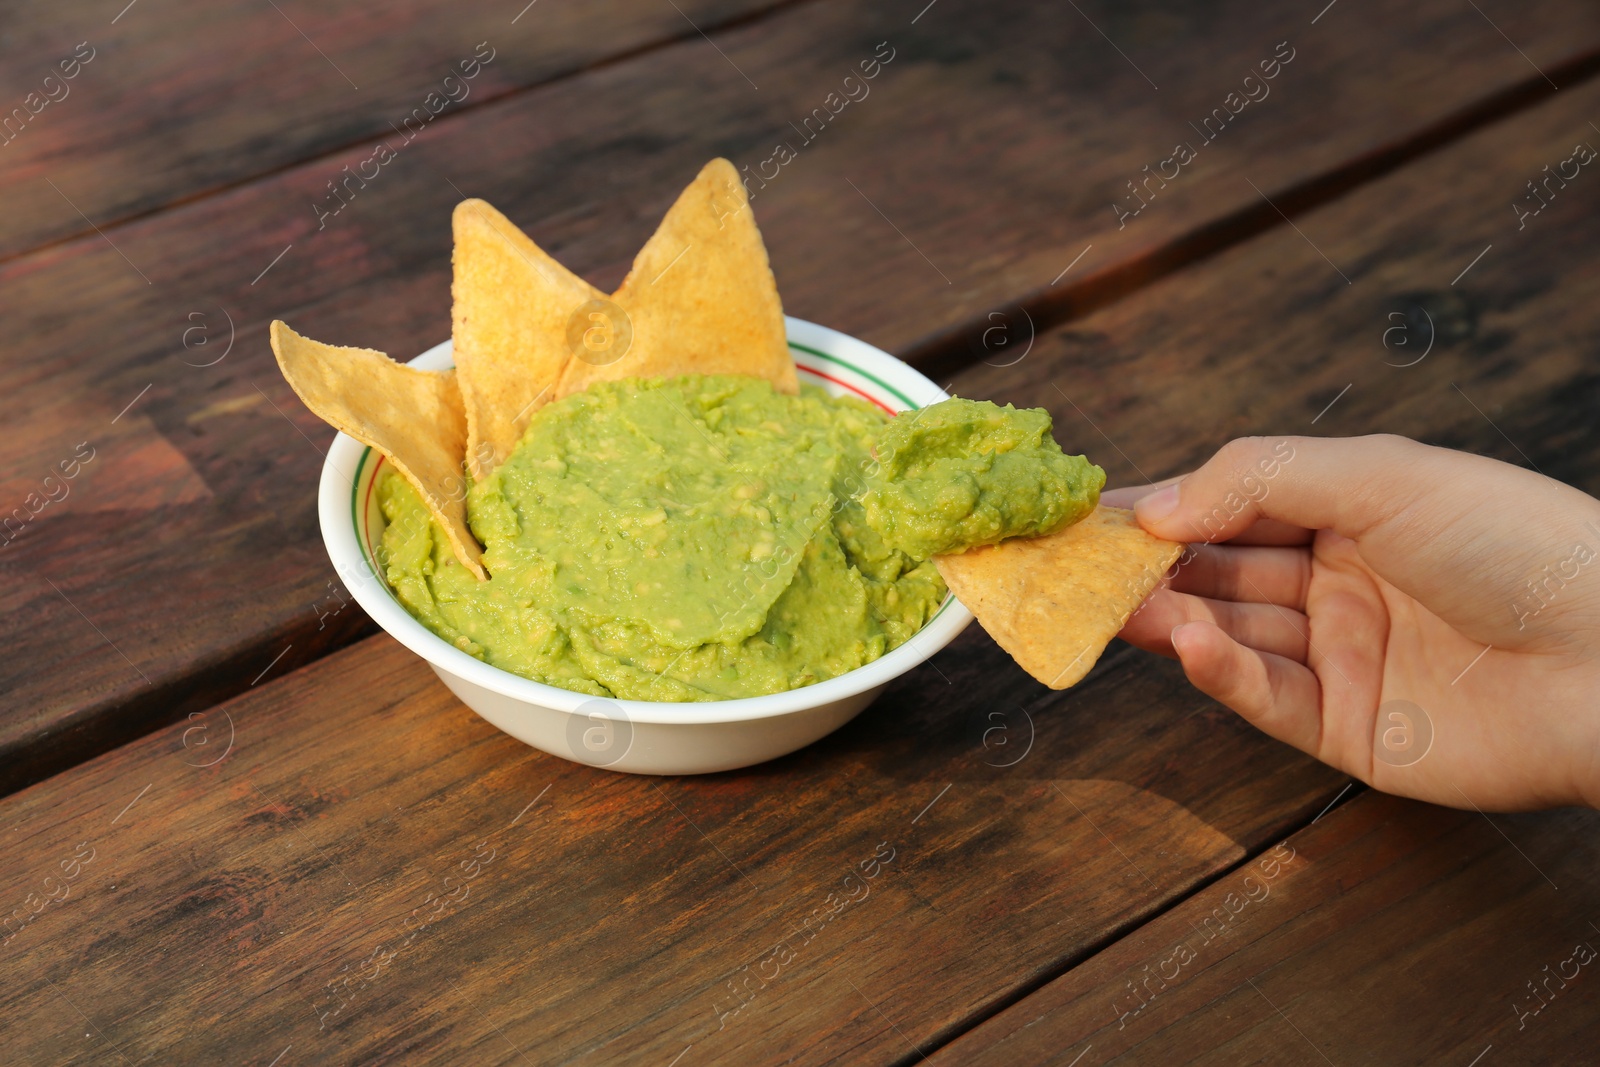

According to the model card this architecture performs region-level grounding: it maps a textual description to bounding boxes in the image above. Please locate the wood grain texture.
[0,634,1342,1065]
[5,0,1600,794]
[926,791,1600,1065]
[944,71,1600,509]
[0,0,793,260]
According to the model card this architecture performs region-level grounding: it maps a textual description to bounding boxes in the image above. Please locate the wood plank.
[0,631,1344,1065]
[939,61,1600,503]
[0,0,795,261]
[925,791,1600,1065]
[5,0,1599,791]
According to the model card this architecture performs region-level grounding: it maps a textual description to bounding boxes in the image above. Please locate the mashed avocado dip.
[377,376,1103,701]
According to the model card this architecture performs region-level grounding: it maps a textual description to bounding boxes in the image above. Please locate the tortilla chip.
[452,199,601,478]
[269,321,486,580]
[557,158,797,399]
[935,507,1184,689]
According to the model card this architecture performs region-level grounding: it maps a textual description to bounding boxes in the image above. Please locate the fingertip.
[1134,483,1180,528]
[1171,620,1253,709]
[1097,486,1151,509]
[1102,475,1185,511]
[1169,619,1215,662]
[1117,589,1183,658]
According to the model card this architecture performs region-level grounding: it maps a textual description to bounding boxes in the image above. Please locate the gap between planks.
[889,782,1369,1067]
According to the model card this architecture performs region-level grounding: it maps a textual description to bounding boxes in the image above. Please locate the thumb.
[1130,434,1600,645]
[1131,435,1415,546]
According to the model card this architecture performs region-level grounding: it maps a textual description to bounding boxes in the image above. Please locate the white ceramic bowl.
[319,316,973,775]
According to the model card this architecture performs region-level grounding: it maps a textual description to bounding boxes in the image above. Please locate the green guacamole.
[378,377,1101,701]
[865,397,1104,560]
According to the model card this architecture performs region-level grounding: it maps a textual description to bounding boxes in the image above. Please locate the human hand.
[1101,435,1600,811]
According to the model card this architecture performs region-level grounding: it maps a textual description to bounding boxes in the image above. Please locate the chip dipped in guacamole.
[377,378,1100,701]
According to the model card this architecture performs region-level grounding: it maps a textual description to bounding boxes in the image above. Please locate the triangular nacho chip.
[556,158,798,399]
[935,506,1184,689]
[269,321,486,580]
[452,199,601,478]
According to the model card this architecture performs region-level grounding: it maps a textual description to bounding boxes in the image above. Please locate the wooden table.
[3,2,1598,1062]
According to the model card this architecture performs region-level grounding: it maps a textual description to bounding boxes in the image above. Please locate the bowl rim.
[318,315,974,724]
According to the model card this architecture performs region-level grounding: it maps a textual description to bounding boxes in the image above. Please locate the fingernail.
[1170,622,1203,657]
[1135,484,1180,523]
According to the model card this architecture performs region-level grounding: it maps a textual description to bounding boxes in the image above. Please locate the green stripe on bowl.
[350,444,372,570]
[348,445,405,608]
[788,341,918,409]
